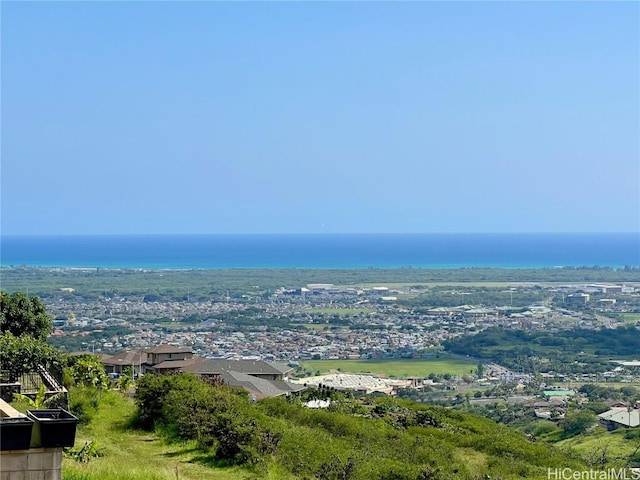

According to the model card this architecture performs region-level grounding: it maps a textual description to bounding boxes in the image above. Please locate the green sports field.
[301,356,477,378]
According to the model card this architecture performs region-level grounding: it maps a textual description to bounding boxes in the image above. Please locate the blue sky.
[1,1,638,235]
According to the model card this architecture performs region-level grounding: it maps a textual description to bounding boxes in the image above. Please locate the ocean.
[0,233,638,269]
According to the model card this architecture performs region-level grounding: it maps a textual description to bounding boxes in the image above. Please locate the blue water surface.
[0,233,638,269]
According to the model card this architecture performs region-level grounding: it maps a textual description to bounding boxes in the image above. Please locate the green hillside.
[60,389,250,480]
[59,376,590,480]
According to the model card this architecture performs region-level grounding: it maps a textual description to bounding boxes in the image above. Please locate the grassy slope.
[59,388,590,480]
[557,427,640,467]
[63,391,254,480]
[256,397,588,480]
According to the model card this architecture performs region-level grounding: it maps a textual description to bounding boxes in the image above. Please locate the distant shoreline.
[1,265,638,272]
[1,233,638,270]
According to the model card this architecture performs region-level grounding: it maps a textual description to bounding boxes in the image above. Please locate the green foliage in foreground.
[64,354,109,390]
[0,331,63,380]
[0,291,53,341]
[62,388,249,480]
[13,384,65,409]
[134,373,587,479]
[557,426,640,470]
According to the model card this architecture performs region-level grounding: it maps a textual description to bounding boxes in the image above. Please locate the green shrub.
[134,373,200,429]
[136,373,279,466]
[624,428,640,440]
[130,372,589,478]
[64,440,104,463]
[559,411,597,438]
[68,387,101,425]
[532,420,559,437]
[64,355,108,390]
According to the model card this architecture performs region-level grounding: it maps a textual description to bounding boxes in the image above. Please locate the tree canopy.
[0,291,53,341]
[64,354,108,390]
[0,332,63,381]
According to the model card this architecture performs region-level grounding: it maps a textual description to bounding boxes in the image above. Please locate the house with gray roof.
[143,344,194,371]
[218,371,305,400]
[598,408,640,430]
[184,359,301,399]
[101,350,148,375]
[192,359,293,380]
[101,345,303,399]
[100,345,201,375]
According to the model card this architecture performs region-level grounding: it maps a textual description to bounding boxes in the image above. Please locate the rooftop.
[193,359,292,376]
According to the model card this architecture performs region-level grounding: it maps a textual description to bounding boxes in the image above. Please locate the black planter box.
[0,416,34,450]
[27,409,78,448]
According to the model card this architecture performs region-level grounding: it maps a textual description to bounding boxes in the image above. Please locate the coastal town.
[52,274,639,432]
[2,270,640,479]
[44,279,639,365]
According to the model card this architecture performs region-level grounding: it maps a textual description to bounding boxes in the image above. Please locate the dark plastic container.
[0,416,35,450]
[27,409,78,448]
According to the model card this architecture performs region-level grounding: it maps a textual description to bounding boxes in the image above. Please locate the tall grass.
[62,389,250,480]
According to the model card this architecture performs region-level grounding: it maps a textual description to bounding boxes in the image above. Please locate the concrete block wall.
[0,447,62,480]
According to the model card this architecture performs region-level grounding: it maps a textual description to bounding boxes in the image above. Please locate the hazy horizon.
[2,231,640,237]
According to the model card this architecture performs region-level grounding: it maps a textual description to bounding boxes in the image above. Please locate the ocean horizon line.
[1,232,638,270]
[1,232,638,237]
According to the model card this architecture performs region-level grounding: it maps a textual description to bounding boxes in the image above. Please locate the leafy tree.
[560,411,597,438]
[0,291,53,341]
[620,386,638,402]
[0,332,63,381]
[583,402,610,415]
[64,355,108,390]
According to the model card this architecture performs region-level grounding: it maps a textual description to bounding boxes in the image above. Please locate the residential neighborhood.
[46,281,639,365]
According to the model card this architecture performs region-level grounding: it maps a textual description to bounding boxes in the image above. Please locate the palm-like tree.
[13,385,64,409]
